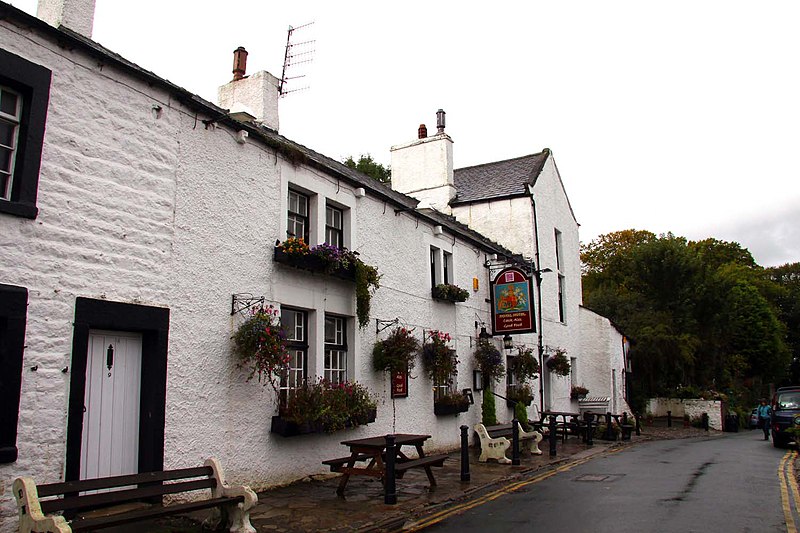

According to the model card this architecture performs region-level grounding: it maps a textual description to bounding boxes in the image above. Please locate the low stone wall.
[647,398,723,430]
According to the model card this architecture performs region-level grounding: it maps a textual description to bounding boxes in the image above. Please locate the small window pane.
[0,147,12,173]
[0,89,18,117]
[0,121,16,148]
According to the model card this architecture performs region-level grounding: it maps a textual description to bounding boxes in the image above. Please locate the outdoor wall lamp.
[503,334,513,350]
[478,327,491,341]
[473,370,484,391]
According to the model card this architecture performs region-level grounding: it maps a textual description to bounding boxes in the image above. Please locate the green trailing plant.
[372,326,419,373]
[355,260,381,328]
[546,348,571,377]
[473,340,505,384]
[514,401,529,431]
[232,305,289,394]
[421,330,457,385]
[482,388,498,426]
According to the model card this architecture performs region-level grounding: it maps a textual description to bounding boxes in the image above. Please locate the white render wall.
[578,307,632,415]
[0,19,499,527]
[451,156,583,412]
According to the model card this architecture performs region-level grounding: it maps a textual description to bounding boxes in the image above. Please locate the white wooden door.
[80,331,142,480]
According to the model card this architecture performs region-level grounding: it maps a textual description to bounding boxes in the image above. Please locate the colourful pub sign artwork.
[490,267,535,335]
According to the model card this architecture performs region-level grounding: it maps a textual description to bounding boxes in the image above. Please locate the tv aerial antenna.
[279,22,315,97]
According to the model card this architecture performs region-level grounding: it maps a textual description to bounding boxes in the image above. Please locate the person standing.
[757,399,772,441]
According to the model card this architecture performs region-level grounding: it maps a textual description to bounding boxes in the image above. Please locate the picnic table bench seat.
[14,458,257,533]
[321,454,375,471]
[394,453,448,476]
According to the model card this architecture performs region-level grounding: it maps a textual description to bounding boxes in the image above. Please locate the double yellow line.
[780,450,800,533]
[400,449,623,532]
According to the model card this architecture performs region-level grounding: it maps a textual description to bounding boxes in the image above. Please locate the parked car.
[749,408,759,429]
[771,387,800,448]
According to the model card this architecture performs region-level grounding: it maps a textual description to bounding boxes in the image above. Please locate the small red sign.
[391,369,408,398]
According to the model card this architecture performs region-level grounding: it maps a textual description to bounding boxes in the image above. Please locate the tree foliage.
[343,154,391,184]
[581,230,791,407]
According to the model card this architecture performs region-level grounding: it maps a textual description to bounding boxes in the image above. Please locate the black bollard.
[635,413,641,436]
[511,416,521,466]
[586,413,594,446]
[384,434,397,505]
[603,412,614,440]
[702,412,709,432]
[460,425,470,482]
[548,415,557,457]
[622,412,629,426]
[667,410,672,428]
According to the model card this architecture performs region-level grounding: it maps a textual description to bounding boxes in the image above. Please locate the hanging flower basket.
[271,379,377,437]
[231,305,289,394]
[473,340,504,384]
[421,330,457,385]
[546,348,571,377]
[506,384,534,408]
[571,385,589,400]
[431,283,470,303]
[372,326,420,373]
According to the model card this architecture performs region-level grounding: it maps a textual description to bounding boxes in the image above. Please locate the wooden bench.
[321,454,375,472]
[476,422,544,463]
[14,457,258,533]
[486,422,544,455]
[394,454,448,478]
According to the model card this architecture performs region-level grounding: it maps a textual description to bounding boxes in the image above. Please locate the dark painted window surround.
[0,47,51,219]
[0,284,28,464]
[65,298,170,481]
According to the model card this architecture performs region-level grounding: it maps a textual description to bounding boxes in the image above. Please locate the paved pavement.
[246,423,718,533]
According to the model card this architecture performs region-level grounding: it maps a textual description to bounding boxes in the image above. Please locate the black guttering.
[0,2,513,258]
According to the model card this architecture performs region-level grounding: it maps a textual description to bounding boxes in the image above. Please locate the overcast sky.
[11,1,799,267]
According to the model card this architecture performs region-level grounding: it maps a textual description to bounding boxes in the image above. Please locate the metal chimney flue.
[436,109,446,134]
[232,47,248,81]
[418,124,427,139]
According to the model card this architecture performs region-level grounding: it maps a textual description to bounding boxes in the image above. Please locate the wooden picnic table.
[541,410,582,441]
[322,433,447,497]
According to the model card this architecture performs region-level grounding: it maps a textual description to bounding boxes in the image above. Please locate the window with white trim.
[324,315,347,385]
[0,50,51,219]
[287,189,309,241]
[443,251,453,285]
[280,308,307,405]
[555,229,566,323]
[325,204,343,248]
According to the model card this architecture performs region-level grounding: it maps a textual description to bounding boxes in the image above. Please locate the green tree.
[343,154,391,184]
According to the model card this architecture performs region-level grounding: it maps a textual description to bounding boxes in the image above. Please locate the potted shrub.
[431,283,470,303]
[545,348,571,377]
[372,326,420,373]
[433,390,470,416]
[271,379,377,437]
[232,305,289,394]
[473,340,504,385]
[571,385,589,400]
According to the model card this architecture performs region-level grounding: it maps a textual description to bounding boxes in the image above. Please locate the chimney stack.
[436,109,446,134]
[37,0,96,38]
[232,47,248,81]
[418,124,427,139]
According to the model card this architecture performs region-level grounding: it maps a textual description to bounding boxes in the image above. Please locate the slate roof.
[451,151,549,204]
[0,3,519,260]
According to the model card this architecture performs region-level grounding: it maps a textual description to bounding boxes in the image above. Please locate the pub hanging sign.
[490,267,535,335]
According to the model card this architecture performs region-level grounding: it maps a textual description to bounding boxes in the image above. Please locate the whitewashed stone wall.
[578,307,631,414]
[0,17,499,528]
[646,398,723,430]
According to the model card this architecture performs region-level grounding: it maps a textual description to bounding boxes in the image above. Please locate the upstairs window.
[0,50,51,219]
[555,229,566,323]
[443,251,453,285]
[324,315,347,385]
[430,246,440,287]
[325,204,343,248]
[287,189,309,242]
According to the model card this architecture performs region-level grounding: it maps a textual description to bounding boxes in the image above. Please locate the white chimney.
[390,109,455,213]
[37,0,96,38]
[217,47,280,132]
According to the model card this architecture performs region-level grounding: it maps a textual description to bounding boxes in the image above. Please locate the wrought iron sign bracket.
[231,293,266,317]
[375,317,400,334]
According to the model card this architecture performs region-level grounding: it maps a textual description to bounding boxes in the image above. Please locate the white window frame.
[324,315,347,385]
[287,189,310,241]
[280,308,307,405]
[325,203,344,248]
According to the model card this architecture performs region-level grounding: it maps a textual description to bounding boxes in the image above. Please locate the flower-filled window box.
[570,385,589,400]
[270,379,377,437]
[506,384,534,408]
[274,239,380,328]
[431,283,470,303]
[433,391,470,416]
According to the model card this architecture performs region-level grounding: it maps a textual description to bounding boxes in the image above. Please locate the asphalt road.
[425,431,797,533]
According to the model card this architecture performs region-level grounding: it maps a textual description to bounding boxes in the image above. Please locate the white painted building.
[0,1,631,528]
[578,306,632,415]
